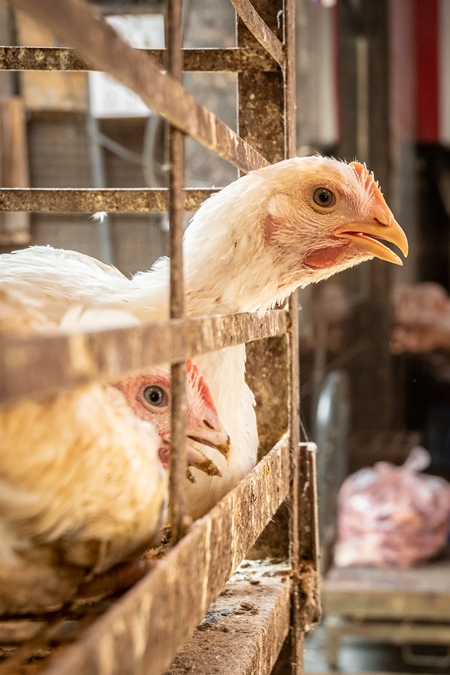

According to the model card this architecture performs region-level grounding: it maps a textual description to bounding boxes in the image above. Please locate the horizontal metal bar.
[324,618,450,644]
[0,46,278,72]
[0,188,219,213]
[6,0,270,173]
[0,310,289,404]
[230,0,285,67]
[41,436,291,675]
[167,573,291,674]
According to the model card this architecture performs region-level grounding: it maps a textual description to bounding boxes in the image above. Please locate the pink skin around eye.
[115,364,226,471]
[114,373,171,467]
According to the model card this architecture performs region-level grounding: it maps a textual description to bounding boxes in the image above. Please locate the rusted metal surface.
[0,310,289,404]
[167,0,188,543]
[167,566,291,675]
[0,187,219,212]
[237,0,285,166]
[37,438,291,675]
[0,46,277,72]
[297,444,321,629]
[284,0,297,158]
[229,0,284,67]
[246,335,290,460]
[6,0,269,173]
[288,296,302,675]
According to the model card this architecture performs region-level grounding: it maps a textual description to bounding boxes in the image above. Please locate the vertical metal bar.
[167,0,188,543]
[284,0,297,161]
[283,0,312,671]
[288,289,302,675]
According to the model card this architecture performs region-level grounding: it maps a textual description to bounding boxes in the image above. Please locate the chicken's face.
[183,155,409,316]
[261,157,408,288]
[114,361,230,476]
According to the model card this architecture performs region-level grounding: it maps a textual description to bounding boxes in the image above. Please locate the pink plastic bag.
[334,447,450,567]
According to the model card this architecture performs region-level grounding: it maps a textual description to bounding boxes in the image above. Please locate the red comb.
[350,161,386,206]
[186,359,217,413]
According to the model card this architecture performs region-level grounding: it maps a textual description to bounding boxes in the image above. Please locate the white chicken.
[0,293,167,614]
[0,156,408,519]
[0,292,229,613]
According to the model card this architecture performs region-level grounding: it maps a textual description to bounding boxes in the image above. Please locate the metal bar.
[0,46,278,72]
[282,1,306,671]
[0,310,289,404]
[284,0,297,160]
[229,0,285,67]
[237,1,285,165]
[5,0,269,173]
[288,293,302,675]
[39,437,291,675]
[167,0,188,544]
[0,187,219,212]
[166,574,291,674]
[298,443,321,623]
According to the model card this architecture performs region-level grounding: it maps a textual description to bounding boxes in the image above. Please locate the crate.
[0,1,320,672]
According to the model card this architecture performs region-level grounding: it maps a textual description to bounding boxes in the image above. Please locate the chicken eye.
[313,188,336,208]
[142,385,167,407]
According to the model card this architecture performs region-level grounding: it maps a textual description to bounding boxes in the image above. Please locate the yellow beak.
[334,209,409,266]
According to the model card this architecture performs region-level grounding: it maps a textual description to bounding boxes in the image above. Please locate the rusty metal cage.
[0,1,321,672]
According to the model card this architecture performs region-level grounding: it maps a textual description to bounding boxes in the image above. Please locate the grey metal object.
[313,370,350,571]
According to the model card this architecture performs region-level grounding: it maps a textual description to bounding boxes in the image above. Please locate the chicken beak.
[185,440,222,477]
[334,209,409,266]
[186,422,231,463]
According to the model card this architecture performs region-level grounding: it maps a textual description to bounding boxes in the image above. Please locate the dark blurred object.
[334,446,450,568]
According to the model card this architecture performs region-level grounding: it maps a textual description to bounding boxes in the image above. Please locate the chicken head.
[114,359,230,477]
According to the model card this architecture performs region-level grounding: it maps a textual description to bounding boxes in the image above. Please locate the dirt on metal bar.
[0,310,289,404]
[39,438,291,675]
[0,46,278,72]
[167,571,291,675]
[0,188,219,212]
[297,444,322,631]
[167,0,189,544]
[230,0,285,67]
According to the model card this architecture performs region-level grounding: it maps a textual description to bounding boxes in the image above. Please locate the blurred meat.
[335,447,450,568]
